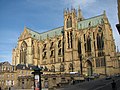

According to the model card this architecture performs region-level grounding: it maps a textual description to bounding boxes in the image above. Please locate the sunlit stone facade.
[12,7,120,77]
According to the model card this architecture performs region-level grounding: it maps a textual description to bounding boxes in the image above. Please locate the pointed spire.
[103,10,106,15]
[103,10,108,24]
[117,46,119,52]
[78,5,84,21]
[67,8,69,13]
[64,8,67,15]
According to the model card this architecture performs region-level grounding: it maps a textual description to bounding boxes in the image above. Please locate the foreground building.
[0,62,17,89]
[12,7,120,79]
[12,6,119,75]
[0,62,35,89]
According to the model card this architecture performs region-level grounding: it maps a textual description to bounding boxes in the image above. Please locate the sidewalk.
[15,89,48,90]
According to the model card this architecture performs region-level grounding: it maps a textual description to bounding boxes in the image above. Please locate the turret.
[77,6,84,21]
[64,7,77,30]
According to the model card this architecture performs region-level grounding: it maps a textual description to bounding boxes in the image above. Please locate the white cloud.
[64,0,96,8]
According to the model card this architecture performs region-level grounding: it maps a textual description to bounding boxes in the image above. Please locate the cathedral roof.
[78,14,104,30]
[26,26,63,40]
[25,14,104,40]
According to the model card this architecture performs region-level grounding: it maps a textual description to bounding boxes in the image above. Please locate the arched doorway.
[85,60,92,76]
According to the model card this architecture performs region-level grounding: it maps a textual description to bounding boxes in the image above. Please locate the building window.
[58,48,62,55]
[12,74,14,78]
[43,44,46,51]
[58,40,61,48]
[44,66,48,71]
[12,66,14,71]
[67,31,72,49]
[97,33,104,50]
[96,51,105,67]
[96,59,100,67]
[50,50,54,57]
[43,52,47,59]
[101,58,105,66]
[67,17,72,28]
[69,63,73,72]
[11,80,14,86]
[50,42,54,49]
[60,64,64,72]
[7,67,10,71]
[20,41,27,64]
[70,31,72,48]
[87,36,91,52]
[67,32,70,48]
[84,34,85,41]
[78,39,82,56]
[7,75,10,78]
[51,65,55,72]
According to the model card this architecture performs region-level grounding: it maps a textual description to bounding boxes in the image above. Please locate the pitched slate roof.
[78,14,104,30]
[0,61,11,66]
[16,64,36,70]
[26,26,63,40]
[25,14,104,40]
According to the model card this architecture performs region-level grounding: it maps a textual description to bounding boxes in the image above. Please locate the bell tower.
[63,7,78,73]
[64,7,77,30]
[64,7,77,50]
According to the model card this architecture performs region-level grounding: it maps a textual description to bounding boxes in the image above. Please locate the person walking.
[111,80,117,90]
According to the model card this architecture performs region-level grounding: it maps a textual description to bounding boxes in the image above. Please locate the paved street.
[60,76,120,90]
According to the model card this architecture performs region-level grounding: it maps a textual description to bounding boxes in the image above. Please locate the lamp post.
[32,66,43,90]
[116,24,120,35]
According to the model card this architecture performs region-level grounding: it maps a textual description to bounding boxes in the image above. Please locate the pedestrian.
[111,80,116,90]
[9,87,11,90]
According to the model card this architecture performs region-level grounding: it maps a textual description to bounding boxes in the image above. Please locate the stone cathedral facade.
[12,7,120,77]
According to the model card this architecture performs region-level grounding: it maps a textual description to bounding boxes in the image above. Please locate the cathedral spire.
[78,5,84,21]
[117,46,119,52]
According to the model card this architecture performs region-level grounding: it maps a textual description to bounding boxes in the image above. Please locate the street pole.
[32,66,43,90]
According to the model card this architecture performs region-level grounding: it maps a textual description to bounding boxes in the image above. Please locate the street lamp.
[116,24,120,35]
[32,66,43,90]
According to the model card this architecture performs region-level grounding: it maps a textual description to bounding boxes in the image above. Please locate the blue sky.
[0,0,119,63]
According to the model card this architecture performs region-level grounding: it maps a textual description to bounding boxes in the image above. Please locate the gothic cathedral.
[12,7,120,76]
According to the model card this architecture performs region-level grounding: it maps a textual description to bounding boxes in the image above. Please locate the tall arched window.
[67,32,70,48]
[97,33,104,50]
[67,17,72,28]
[20,41,27,64]
[51,65,55,72]
[78,39,82,56]
[101,33,104,49]
[69,63,73,72]
[70,31,72,48]
[97,34,101,50]
[60,64,64,72]
[87,36,91,52]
